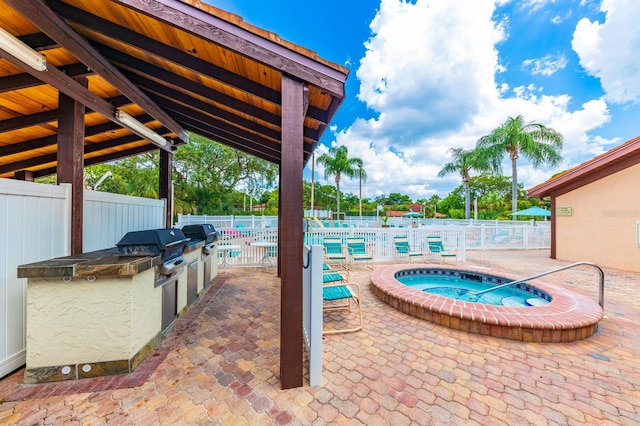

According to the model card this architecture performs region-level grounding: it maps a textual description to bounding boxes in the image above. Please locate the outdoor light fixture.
[0,26,47,72]
[115,110,167,147]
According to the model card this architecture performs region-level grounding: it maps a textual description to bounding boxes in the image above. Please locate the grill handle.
[164,238,190,248]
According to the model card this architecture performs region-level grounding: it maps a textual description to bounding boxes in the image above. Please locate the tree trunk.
[511,157,518,216]
[464,179,470,220]
[359,175,362,218]
[336,178,341,215]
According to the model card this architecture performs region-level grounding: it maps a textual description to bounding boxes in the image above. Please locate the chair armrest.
[323,268,350,281]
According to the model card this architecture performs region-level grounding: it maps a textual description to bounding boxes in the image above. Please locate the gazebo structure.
[0,0,348,388]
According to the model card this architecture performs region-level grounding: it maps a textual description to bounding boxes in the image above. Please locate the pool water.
[397,274,551,307]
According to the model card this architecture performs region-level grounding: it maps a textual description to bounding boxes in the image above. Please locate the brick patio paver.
[1,250,639,425]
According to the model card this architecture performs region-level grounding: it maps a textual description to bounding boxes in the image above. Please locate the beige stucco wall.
[555,162,640,272]
[26,268,160,368]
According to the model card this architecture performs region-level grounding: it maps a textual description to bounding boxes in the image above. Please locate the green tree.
[438,192,464,219]
[427,195,441,218]
[316,145,364,215]
[438,148,493,219]
[386,192,412,206]
[476,115,563,214]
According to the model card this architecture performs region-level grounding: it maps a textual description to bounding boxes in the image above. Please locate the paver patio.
[1,250,639,425]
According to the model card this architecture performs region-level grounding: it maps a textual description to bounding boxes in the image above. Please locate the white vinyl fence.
[84,190,165,252]
[177,214,551,256]
[0,180,70,378]
[0,179,165,378]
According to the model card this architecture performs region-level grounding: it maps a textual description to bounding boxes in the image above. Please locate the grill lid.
[117,228,189,261]
[182,224,218,244]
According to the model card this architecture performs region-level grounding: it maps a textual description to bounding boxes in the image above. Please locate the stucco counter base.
[17,243,210,384]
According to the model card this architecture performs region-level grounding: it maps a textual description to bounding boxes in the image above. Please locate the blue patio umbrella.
[402,211,423,217]
[508,206,551,217]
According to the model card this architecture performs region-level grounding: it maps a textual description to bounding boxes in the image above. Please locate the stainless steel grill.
[182,224,218,255]
[116,228,190,284]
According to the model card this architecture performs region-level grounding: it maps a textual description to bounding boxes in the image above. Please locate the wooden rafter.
[5,0,188,144]
[113,0,346,97]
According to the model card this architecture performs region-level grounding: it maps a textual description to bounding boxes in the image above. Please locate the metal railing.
[471,261,605,309]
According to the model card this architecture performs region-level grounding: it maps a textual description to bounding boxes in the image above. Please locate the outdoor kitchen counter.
[17,241,204,279]
[16,241,205,384]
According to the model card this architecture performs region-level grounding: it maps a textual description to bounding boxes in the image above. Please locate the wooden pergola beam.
[49,1,280,106]
[6,0,188,144]
[0,63,93,93]
[0,125,168,176]
[0,95,130,133]
[32,144,160,179]
[113,0,346,97]
[0,112,154,159]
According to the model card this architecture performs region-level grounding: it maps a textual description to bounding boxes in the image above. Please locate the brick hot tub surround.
[370,264,604,342]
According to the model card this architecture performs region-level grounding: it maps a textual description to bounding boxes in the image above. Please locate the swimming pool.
[370,264,603,342]
[395,269,551,307]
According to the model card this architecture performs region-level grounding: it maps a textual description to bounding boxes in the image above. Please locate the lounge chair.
[323,236,348,269]
[427,235,457,263]
[393,235,424,263]
[322,281,363,335]
[346,237,374,269]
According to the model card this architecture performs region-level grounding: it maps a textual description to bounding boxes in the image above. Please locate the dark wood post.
[550,197,556,259]
[279,75,305,389]
[159,149,173,228]
[57,77,87,255]
[14,170,34,181]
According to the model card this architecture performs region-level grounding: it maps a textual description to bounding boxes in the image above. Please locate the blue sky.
[213,0,639,201]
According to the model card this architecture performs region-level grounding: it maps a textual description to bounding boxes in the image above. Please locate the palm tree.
[438,148,492,219]
[476,115,563,214]
[316,145,364,215]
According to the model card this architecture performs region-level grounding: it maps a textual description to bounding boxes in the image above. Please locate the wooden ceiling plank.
[181,122,280,164]
[84,145,157,168]
[134,76,281,140]
[164,105,284,155]
[110,47,327,128]
[114,0,346,97]
[0,151,56,174]
[0,63,93,93]
[0,111,154,157]
[98,44,281,126]
[31,143,156,179]
[144,78,318,142]
[49,1,281,105]
[0,127,166,176]
[5,0,188,143]
[0,46,175,151]
[52,3,330,126]
[158,99,311,157]
[0,94,130,133]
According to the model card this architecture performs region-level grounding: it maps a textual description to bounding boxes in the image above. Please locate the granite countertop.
[17,240,205,279]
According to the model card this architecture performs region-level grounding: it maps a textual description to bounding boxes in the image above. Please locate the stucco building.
[528,136,640,272]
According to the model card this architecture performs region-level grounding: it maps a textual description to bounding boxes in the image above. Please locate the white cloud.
[313,0,614,201]
[572,0,640,104]
[522,54,568,76]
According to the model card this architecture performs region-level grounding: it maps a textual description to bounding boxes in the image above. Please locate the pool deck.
[1,250,639,424]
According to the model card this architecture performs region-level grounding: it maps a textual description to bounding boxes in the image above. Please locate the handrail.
[471,261,605,309]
